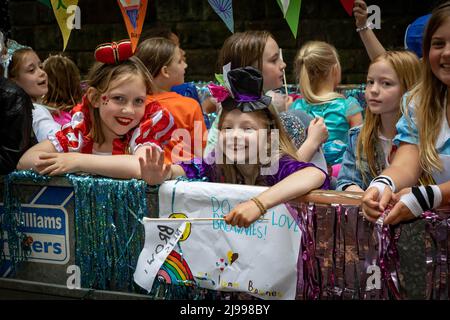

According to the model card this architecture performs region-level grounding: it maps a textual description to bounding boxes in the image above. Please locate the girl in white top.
[7,46,60,142]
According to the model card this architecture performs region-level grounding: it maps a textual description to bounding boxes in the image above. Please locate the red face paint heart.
[340,0,355,16]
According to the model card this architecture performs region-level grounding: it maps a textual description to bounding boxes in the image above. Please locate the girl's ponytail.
[295,41,343,104]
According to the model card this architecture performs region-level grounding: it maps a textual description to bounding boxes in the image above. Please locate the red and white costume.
[49,95,176,155]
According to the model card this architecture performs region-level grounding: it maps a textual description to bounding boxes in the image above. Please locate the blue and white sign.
[1,186,72,268]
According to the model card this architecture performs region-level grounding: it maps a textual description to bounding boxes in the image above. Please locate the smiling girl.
[139,67,330,227]
[361,2,450,225]
[207,31,328,172]
[7,47,60,142]
[17,40,174,180]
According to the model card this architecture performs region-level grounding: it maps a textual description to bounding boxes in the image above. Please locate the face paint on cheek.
[101,95,109,106]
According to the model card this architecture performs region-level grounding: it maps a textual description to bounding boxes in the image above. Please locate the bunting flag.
[37,0,51,8]
[117,0,148,53]
[340,0,355,16]
[51,0,78,51]
[280,0,290,17]
[208,0,234,33]
[276,0,302,39]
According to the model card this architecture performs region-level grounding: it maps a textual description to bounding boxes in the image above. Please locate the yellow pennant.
[51,0,79,51]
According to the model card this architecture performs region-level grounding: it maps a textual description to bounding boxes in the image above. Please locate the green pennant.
[37,0,52,8]
[214,73,225,86]
[276,0,302,39]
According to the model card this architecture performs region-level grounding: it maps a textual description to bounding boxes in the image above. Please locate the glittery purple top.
[178,154,330,190]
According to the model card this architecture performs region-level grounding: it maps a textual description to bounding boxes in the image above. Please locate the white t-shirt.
[378,133,394,166]
[32,103,61,142]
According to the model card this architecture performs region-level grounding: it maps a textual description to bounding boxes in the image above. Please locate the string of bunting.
[31,0,363,49]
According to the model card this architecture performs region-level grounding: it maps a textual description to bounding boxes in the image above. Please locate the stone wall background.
[7,0,439,84]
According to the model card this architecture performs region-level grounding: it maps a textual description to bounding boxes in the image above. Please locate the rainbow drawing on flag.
[157,250,194,286]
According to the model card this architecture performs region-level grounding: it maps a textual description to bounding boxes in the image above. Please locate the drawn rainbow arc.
[157,250,194,286]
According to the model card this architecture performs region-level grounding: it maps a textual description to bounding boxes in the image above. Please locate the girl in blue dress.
[290,41,363,170]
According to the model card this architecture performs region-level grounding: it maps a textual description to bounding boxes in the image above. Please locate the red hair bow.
[94,40,133,64]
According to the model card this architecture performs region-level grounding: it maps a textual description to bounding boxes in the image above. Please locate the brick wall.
[8,0,438,84]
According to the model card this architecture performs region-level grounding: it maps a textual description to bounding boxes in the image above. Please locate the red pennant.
[340,0,355,16]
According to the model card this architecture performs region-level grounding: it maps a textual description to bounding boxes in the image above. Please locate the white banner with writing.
[134,180,302,300]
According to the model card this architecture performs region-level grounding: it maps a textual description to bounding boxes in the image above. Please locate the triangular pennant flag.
[281,0,290,17]
[208,0,234,33]
[37,0,52,8]
[117,0,148,53]
[277,0,301,39]
[340,0,356,16]
[51,0,78,51]
[126,9,139,29]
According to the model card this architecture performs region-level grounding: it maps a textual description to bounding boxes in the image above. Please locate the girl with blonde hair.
[337,51,421,192]
[362,2,450,225]
[291,41,363,171]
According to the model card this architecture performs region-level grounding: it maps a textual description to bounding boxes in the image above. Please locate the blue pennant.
[126,9,139,29]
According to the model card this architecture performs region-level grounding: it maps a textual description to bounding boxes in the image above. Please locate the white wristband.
[369,175,396,199]
[399,193,424,217]
[369,182,390,200]
[400,185,442,217]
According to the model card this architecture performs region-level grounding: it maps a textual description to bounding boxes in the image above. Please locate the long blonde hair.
[410,2,450,174]
[294,41,343,104]
[356,51,421,183]
[216,105,299,185]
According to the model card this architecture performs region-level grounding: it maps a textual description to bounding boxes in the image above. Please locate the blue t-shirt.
[394,93,450,184]
[290,96,363,165]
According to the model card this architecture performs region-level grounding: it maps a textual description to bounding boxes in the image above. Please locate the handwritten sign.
[134,181,302,300]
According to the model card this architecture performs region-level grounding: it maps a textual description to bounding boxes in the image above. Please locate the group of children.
[1,0,450,228]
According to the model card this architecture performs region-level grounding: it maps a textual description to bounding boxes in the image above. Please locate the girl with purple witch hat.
[139,66,330,227]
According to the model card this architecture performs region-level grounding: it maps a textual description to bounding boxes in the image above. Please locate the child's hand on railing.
[361,185,393,223]
[224,200,264,228]
[36,152,81,176]
[383,187,416,225]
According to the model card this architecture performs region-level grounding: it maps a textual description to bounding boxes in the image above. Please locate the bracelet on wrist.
[356,22,374,33]
[251,197,267,216]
